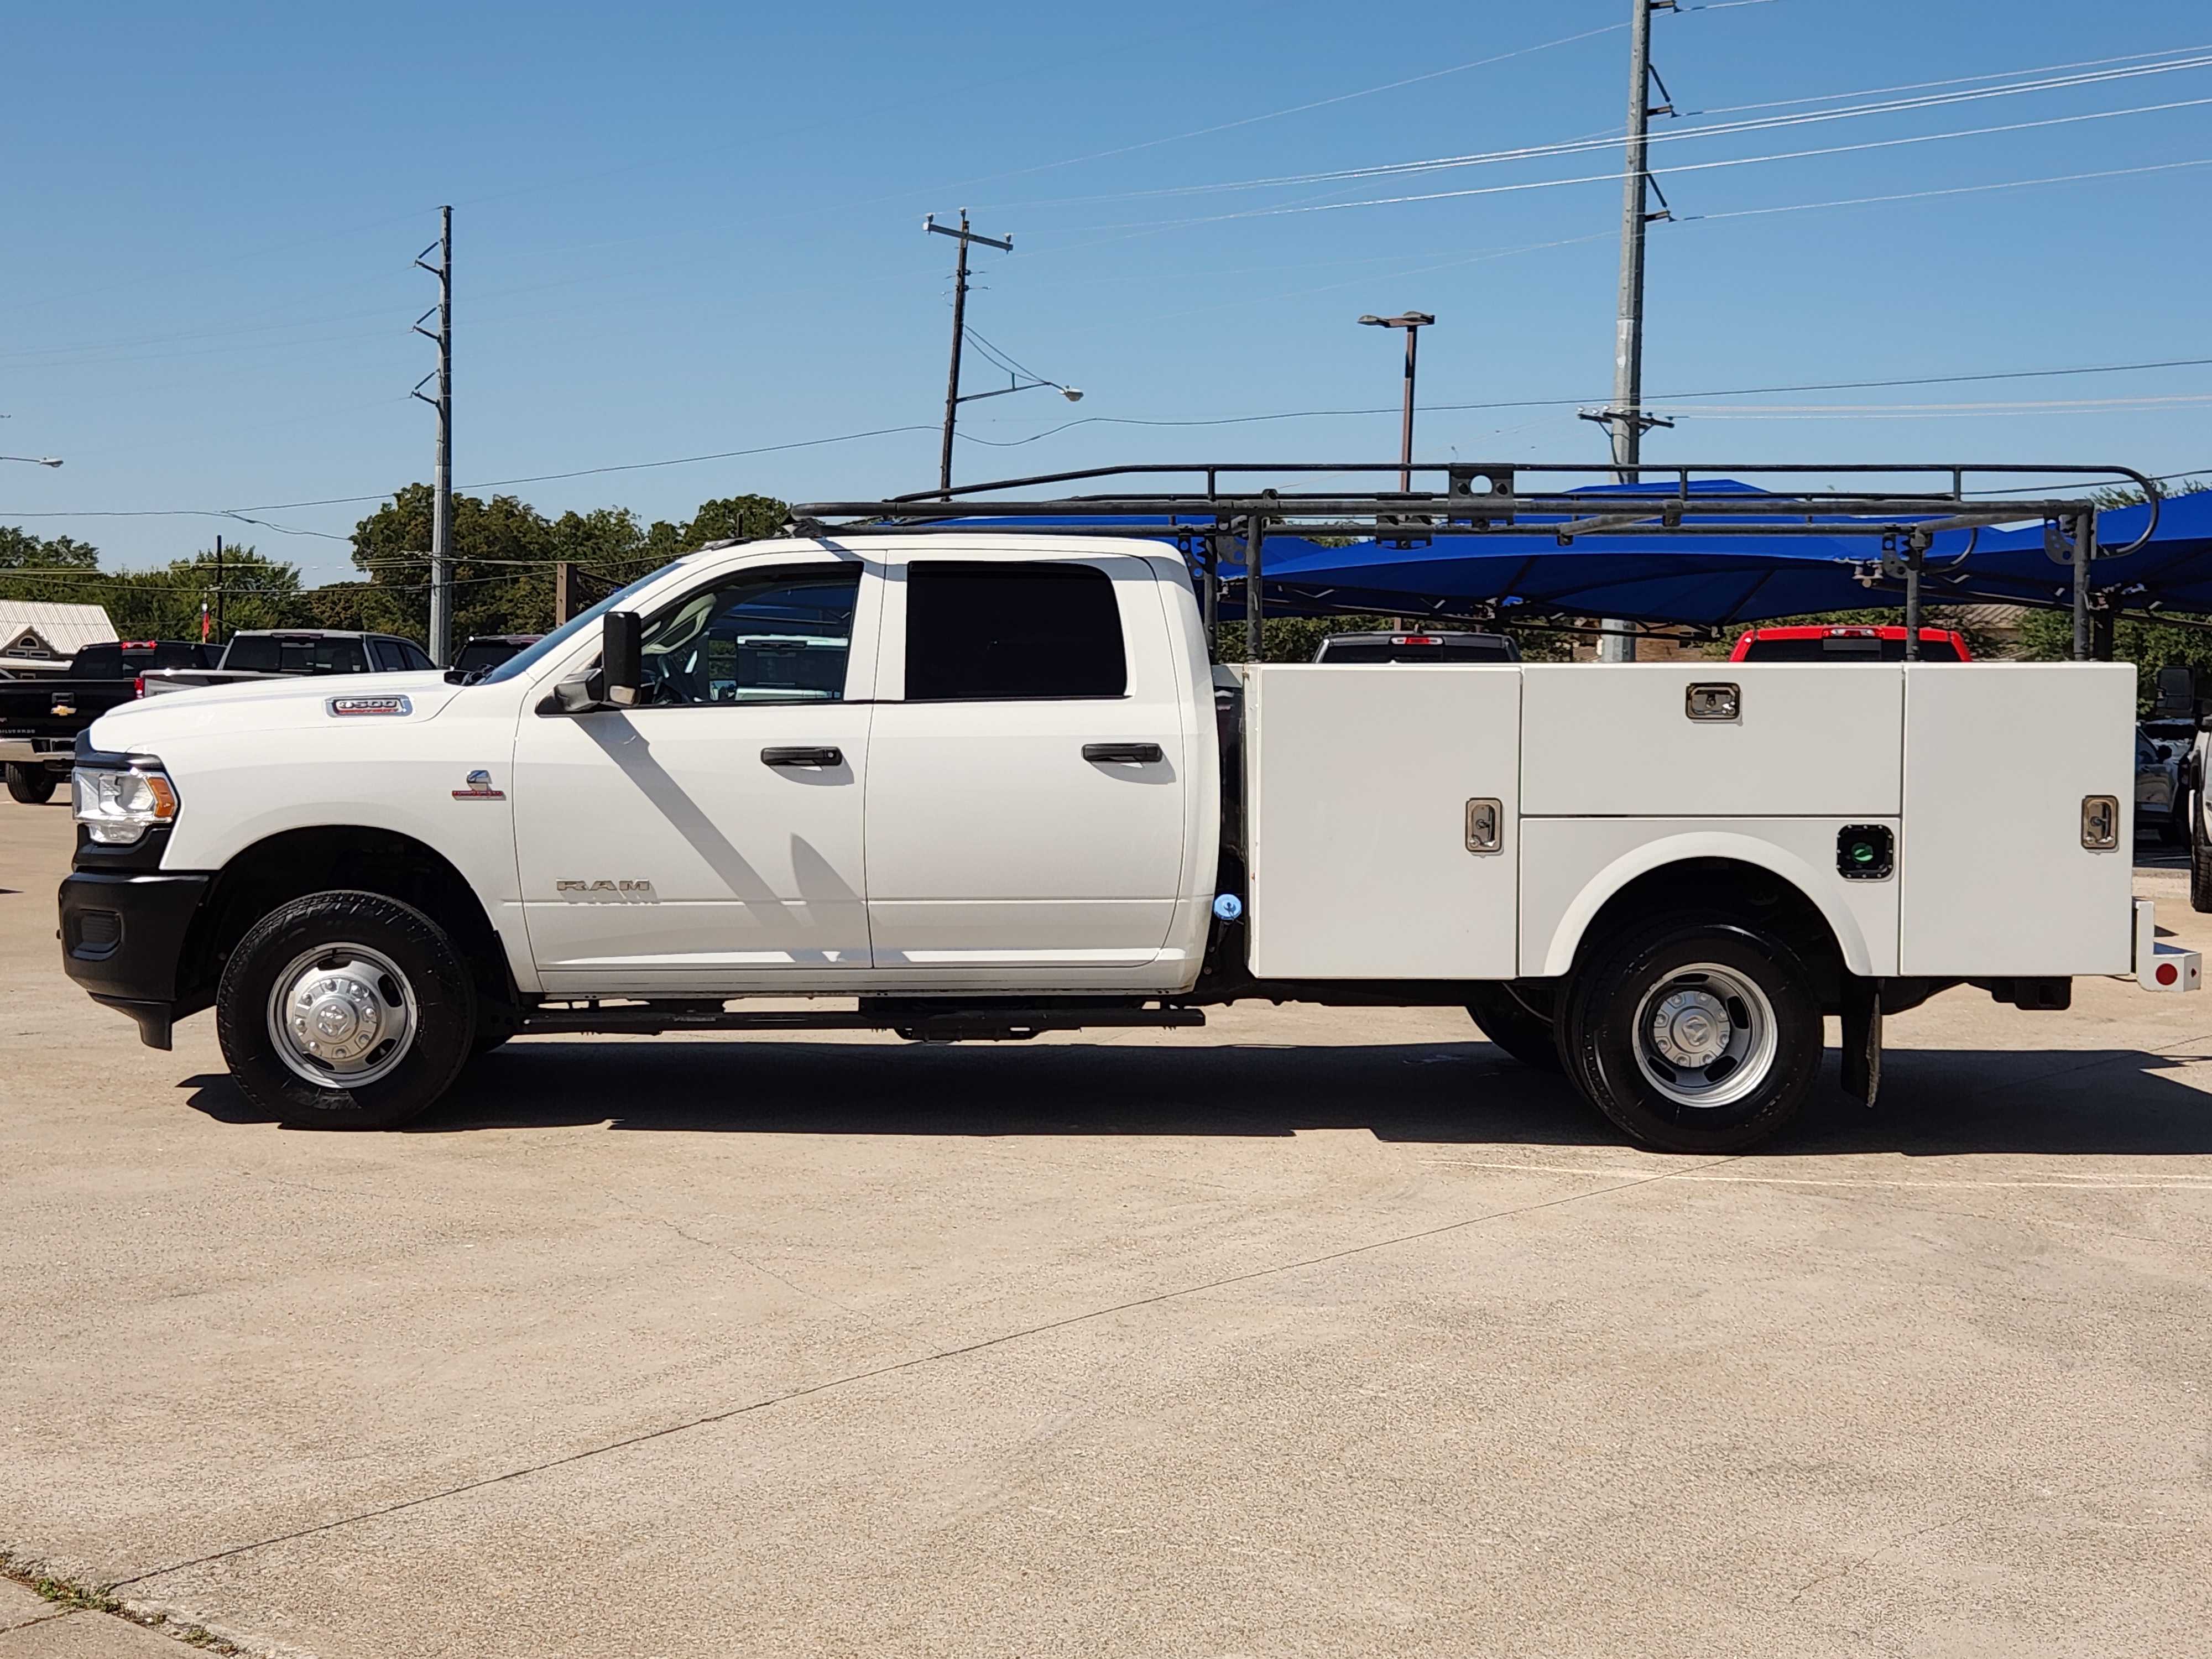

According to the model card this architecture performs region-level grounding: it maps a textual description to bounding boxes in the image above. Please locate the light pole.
[0,456,61,467]
[1358,311,1433,491]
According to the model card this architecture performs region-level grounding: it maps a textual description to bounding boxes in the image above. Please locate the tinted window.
[905,561,1126,701]
[638,566,860,705]
[221,636,371,675]
[72,644,125,678]
[399,641,435,670]
[370,640,408,671]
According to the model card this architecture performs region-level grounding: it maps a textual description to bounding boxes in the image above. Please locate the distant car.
[137,629,435,696]
[2139,726,2186,846]
[452,634,544,676]
[1729,625,1972,662]
[1,639,216,803]
[1312,630,1521,664]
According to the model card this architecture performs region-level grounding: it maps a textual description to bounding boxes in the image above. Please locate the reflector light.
[2159,962,2179,986]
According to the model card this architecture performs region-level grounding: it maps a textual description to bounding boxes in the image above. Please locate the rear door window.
[904,561,1126,701]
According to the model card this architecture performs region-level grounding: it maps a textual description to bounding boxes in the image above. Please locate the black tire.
[216,890,476,1129]
[1465,980,1563,1072]
[1558,916,1822,1154]
[6,764,58,805]
[2193,787,2212,914]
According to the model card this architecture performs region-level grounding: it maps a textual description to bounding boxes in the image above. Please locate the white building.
[0,602,117,670]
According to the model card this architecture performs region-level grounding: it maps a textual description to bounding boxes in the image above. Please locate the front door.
[514,557,878,995]
[863,555,1193,976]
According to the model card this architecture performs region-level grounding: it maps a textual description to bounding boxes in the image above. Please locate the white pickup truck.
[57,524,2201,1151]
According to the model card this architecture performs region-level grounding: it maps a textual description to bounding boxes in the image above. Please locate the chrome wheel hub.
[1632,964,1777,1110]
[267,944,416,1088]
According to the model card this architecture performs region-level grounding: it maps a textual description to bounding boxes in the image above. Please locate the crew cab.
[2,640,214,802]
[56,533,2199,1153]
[137,629,435,696]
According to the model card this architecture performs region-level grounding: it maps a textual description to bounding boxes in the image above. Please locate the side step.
[518,998,1205,1042]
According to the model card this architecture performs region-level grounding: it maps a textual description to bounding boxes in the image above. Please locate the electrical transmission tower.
[413,206,455,666]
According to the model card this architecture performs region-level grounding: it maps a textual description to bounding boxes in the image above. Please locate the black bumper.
[58,870,212,1050]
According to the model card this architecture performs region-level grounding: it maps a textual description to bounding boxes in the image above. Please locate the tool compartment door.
[1245,664,1520,979]
[1898,662,2134,975]
[1521,663,1902,818]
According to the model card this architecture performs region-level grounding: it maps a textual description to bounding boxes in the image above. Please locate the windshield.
[479,565,681,685]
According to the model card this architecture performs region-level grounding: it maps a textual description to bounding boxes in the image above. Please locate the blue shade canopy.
[1936,491,2212,611]
[922,483,2205,628]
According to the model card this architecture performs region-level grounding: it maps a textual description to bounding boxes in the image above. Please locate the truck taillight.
[133,676,145,698]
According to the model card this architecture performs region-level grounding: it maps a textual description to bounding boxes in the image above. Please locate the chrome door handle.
[1083,742,1163,764]
[761,746,843,768]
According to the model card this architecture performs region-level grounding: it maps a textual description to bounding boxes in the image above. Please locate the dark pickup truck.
[1,640,214,802]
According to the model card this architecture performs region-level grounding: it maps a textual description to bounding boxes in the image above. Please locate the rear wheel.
[2192,787,2212,914]
[1559,916,1821,1154]
[216,890,476,1129]
[1465,980,1563,1072]
[6,764,58,805]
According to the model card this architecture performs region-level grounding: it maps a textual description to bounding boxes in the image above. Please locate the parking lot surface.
[4,798,2211,1657]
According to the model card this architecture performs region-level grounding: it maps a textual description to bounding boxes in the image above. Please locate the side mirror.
[603,611,641,708]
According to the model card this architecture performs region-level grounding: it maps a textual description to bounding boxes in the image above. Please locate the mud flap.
[1839,975,1881,1108]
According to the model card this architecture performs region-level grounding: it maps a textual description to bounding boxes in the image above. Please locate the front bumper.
[58,870,212,1049]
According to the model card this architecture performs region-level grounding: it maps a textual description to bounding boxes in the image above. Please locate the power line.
[985,46,2212,211]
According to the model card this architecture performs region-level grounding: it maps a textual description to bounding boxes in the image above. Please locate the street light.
[0,456,61,467]
[1358,311,1434,492]
[958,377,1083,407]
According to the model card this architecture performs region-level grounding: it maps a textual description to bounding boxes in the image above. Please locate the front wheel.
[1558,917,1822,1154]
[6,764,58,805]
[216,890,476,1129]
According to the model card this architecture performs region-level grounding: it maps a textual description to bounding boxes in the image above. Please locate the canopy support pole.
[1244,514,1267,664]
[1903,530,1926,661]
[2073,508,2095,662]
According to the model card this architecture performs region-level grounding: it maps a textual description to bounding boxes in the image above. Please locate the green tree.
[0,526,103,607]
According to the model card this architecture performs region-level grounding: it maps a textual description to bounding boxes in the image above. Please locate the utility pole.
[1588,0,1676,662]
[926,211,1013,498]
[213,534,223,641]
[414,206,455,666]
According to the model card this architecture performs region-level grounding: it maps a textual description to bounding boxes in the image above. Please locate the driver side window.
[638,565,861,706]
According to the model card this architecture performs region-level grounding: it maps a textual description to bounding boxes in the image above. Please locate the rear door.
[863,556,1192,972]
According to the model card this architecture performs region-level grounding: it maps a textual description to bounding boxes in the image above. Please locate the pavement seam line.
[113,1152,1735,1588]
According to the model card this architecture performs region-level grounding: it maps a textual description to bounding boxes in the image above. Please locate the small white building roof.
[0,602,117,662]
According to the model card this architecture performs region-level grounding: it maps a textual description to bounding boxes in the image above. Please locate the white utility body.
[59,533,2197,1152]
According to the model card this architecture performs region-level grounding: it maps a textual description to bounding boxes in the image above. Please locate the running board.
[518,999,1205,1042]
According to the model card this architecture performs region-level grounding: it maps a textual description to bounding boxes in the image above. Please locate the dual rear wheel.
[1470,916,1823,1154]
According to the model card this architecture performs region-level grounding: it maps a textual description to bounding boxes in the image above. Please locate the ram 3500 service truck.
[57,532,2199,1152]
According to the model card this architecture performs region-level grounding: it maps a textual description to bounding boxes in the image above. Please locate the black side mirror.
[603,611,642,708]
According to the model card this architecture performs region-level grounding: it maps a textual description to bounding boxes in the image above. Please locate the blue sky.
[3,0,2209,583]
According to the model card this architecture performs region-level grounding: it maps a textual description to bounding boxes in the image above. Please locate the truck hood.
[86,671,466,754]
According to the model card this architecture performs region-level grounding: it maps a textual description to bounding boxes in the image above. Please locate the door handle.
[1083,742,1164,764]
[761,745,843,768]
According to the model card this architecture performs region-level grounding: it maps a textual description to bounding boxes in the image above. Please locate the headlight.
[72,764,180,844]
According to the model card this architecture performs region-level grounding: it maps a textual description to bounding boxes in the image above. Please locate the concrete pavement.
[4,797,2211,1656]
